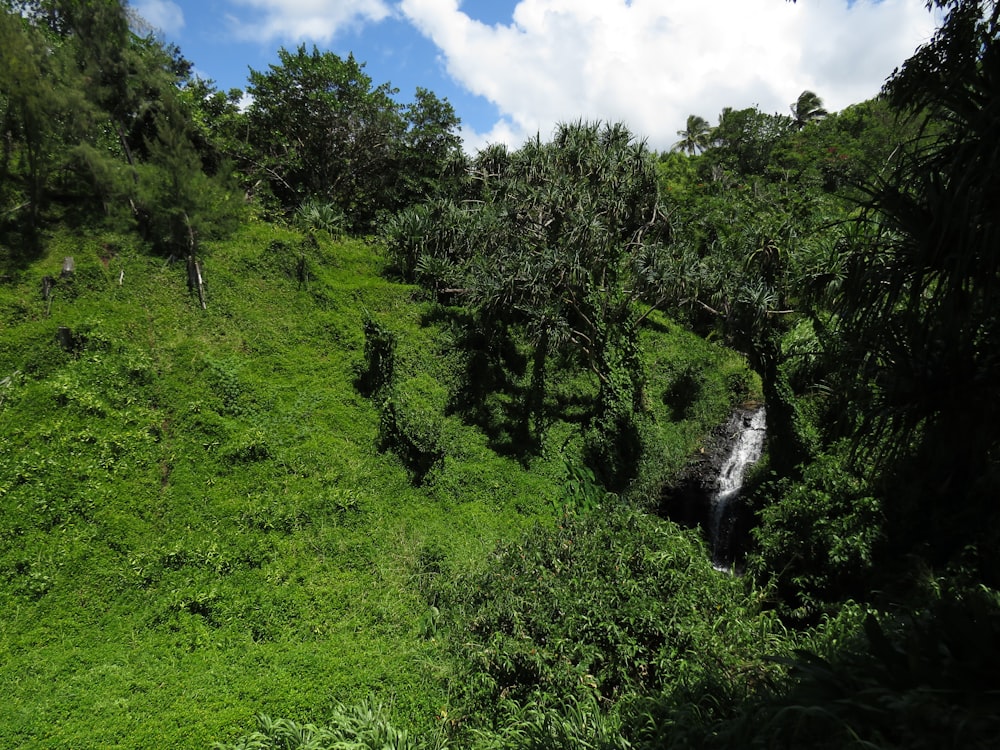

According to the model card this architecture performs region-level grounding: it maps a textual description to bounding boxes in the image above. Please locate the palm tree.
[672,114,711,155]
[791,90,828,129]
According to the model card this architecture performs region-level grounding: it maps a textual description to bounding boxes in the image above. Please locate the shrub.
[748,442,882,618]
[358,315,397,397]
[727,586,1000,750]
[295,199,346,236]
[378,396,444,484]
[432,508,781,736]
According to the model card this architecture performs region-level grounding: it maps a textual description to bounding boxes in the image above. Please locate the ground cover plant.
[3,0,1000,747]
[0,220,749,747]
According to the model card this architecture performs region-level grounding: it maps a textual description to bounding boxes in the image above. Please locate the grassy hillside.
[0,222,751,747]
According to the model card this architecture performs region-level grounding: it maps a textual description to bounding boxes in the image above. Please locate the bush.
[358,316,397,397]
[726,586,1000,750]
[378,395,444,484]
[295,199,346,236]
[748,442,882,618]
[432,508,782,737]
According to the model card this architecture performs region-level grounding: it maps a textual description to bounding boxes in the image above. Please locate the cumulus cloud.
[133,0,185,36]
[400,0,938,152]
[228,0,393,44]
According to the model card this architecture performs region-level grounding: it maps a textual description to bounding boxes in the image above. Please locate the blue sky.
[132,0,940,153]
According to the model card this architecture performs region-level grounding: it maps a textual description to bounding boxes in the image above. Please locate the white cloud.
[228,0,393,43]
[133,0,185,35]
[400,0,939,152]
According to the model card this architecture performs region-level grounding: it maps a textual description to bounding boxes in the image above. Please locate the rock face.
[659,405,766,570]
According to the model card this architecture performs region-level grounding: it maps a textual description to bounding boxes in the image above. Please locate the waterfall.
[710,407,766,570]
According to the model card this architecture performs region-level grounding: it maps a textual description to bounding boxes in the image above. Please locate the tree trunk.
[187,254,206,310]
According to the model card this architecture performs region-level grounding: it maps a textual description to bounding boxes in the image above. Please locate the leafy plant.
[215,703,435,750]
[735,586,1000,750]
[748,443,882,618]
[295,199,346,236]
[378,395,445,485]
[432,508,783,738]
[359,315,397,397]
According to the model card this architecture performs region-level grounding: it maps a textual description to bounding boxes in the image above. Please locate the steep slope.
[0,223,749,747]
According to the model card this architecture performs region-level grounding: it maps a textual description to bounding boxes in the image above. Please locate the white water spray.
[710,407,767,570]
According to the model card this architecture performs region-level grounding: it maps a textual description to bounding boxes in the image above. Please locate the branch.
[1,201,31,218]
[634,297,668,326]
[694,298,723,317]
[238,154,298,197]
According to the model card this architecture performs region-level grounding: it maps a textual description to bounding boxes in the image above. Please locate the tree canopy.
[242,45,463,230]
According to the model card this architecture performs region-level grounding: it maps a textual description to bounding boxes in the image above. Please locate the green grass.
[0,222,751,747]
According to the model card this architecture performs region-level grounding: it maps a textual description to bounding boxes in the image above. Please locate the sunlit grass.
[0,222,748,747]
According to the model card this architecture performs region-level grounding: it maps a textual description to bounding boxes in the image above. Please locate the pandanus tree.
[647,178,825,476]
[835,0,1000,563]
[384,121,672,487]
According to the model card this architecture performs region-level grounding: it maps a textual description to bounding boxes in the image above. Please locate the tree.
[672,114,711,155]
[653,177,824,476]
[772,98,914,193]
[244,46,402,225]
[704,106,793,177]
[176,77,245,177]
[384,122,672,487]
[135,100,242,255]
[396,86,466,206]
[0,0,241,256]
[243,46,462,230]
[835,0,1000,566]
[0,8,82,235]
[791,89,828,129]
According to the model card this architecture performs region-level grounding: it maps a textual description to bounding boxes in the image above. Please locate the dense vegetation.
[2,0,999,747]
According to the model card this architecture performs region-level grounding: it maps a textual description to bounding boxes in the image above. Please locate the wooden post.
[41,275,55,316]
[187,254,206,310]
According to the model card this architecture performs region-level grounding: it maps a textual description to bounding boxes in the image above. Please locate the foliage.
[136,105,243,255]
[732,586,1000,749]
[294,199,346,237]
[4,1,999,747]
[466,695,628,750]
[703,106,793,178]
[0,0,242,257]
[790,90,828,130]
[834,0,1000,571]
[431,508,785,739]
[242,46,463,229]
[0,225,572,747]
[359,315,397,397]
[378,393,445,485]
[384,122,675,487]
[654,175,828,475]
[749,443,882,618]
[380,199,473,287]
[673,114,711,155]
[0,3,97,242]
[214,703,433,750]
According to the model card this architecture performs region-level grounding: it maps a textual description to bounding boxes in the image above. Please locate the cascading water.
[710,407,766,570]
